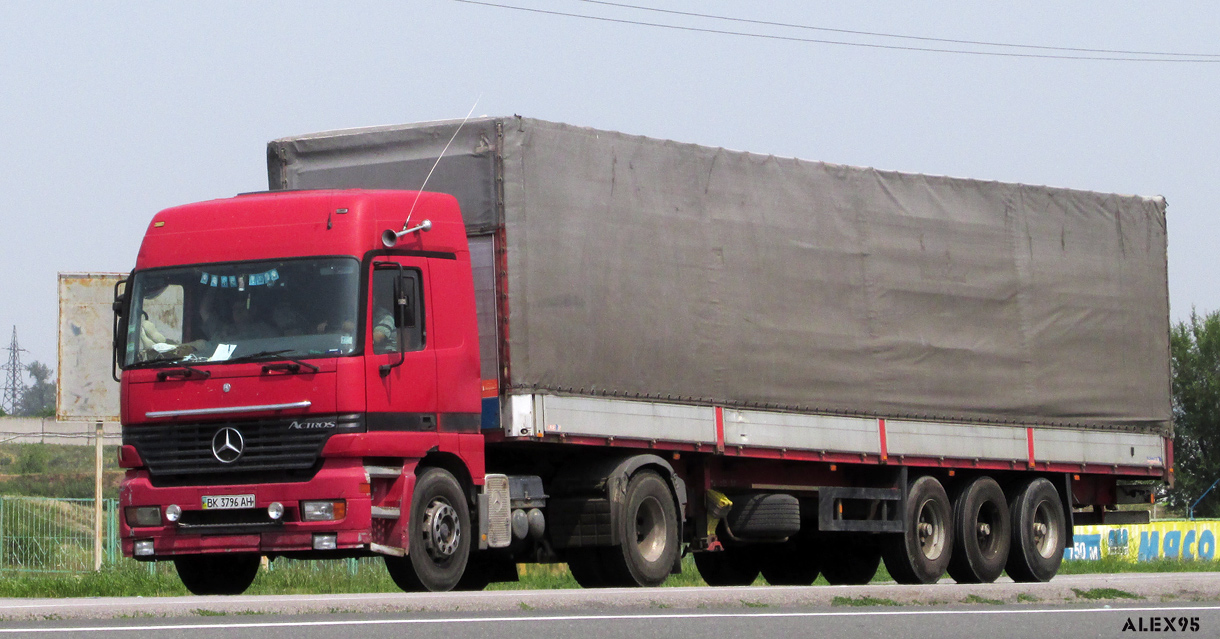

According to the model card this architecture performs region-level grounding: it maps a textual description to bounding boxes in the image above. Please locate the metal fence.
[0,496,119,572]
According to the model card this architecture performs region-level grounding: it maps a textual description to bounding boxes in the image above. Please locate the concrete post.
[94,420,103,572]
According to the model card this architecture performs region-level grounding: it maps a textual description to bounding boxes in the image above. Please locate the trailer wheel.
[174,553,260,595]
[946,476,1010,584]
[385,467,471,592]
[819,538,880,585]
[600,470,679,587]
[759,539,820,586]
[1006,478,1065,583]
[694,546,761,586]
[882,475,953,584]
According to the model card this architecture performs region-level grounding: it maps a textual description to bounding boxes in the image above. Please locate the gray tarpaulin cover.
[270,117,1171,435]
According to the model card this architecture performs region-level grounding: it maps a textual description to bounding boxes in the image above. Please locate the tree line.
[1164,309,1220,518]
[0,361,56,418]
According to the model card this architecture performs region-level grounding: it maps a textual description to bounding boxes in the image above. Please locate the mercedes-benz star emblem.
[212,427,245,464]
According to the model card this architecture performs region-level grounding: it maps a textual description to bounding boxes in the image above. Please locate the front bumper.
[120,457,373,558]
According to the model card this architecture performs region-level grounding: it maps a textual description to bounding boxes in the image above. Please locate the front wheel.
[174,553,261,595]
[600,471,679,587]
[385,467,472,592]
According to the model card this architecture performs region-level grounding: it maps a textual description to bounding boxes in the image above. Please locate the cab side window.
[371,267,423,354]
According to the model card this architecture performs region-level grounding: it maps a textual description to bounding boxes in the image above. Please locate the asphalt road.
[1,573,1218,638]
[1,603,1218,639]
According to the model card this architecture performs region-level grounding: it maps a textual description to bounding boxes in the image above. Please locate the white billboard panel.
[57,273,124,422]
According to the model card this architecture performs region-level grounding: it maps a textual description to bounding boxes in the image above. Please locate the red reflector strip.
[481,379,499,398]
[1026,427,1036,468]
[878,418,888,461]
[714,406,725,454]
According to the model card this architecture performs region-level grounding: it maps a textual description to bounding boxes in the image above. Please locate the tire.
[725,494,801,540]
[882,475,953,584]
[1006,477,1065,583]
[819,538,880,585]
[947,476,1010,584]
[385,467,472,592]
[694,546,761,586]
[599,471,680,587]
[759,539,819,586]
[174,554,260,595]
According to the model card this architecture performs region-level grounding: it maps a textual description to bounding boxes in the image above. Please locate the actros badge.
[212,427,245,463]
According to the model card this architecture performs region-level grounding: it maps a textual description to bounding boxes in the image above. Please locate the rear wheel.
[1006,478,1065,583]
[174,553,261,595]
[599,471,679,587]
[882,475,953,584]
[947,476,1010,584]
[819,538,880,585]
[384,467,472,592]
[694,546,761,586]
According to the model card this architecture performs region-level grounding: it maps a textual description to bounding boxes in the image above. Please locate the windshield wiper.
[224,349,295,363]
[261,358,320,375]
[155,364,211,382]
[225,349,320,374]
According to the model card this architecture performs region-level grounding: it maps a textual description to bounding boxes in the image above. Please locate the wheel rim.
[422,498,461,559]
[1031,499,1059,559]
[916,497,946,560]
[635,496,668,563]
[975,500,1002,555]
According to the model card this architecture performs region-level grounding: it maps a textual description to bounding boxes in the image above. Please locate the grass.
[961,594,1003,605]
[1060,557,1220,574]
[1071,587,1144,600]
[0,443,122,500]
[832,596,900,607]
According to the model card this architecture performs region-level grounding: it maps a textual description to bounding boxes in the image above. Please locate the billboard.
[57,273,124,422]
[1066,520,1220,562]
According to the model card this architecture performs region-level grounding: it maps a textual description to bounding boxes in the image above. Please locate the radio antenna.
[403,96,482,230]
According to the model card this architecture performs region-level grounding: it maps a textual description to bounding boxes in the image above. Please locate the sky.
[1,1,1217,379]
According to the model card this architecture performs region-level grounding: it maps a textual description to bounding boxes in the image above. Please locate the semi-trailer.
[115,116,1170,593]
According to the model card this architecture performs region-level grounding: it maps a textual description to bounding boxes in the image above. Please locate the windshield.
[123,257,360,367]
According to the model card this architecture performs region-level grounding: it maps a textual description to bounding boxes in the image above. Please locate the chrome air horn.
[381,219,432,248]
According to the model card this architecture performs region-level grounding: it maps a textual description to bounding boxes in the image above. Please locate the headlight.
[267,502,285,520]
[125,506,162,527]
[165,504,182,523]
[301,500,346,522]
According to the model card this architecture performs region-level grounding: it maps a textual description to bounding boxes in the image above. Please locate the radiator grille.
[124,414,363,485]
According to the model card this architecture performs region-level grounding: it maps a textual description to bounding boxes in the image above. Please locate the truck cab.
[115,189,485,593]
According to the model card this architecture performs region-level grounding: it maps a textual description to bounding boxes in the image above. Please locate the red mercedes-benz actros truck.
[115,117,1170,594]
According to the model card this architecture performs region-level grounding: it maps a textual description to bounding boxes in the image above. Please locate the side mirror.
[112,277,129,381]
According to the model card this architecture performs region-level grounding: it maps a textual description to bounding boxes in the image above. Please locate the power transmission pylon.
[2,326,28,415]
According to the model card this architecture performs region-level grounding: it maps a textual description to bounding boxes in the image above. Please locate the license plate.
[202,494,255,510]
